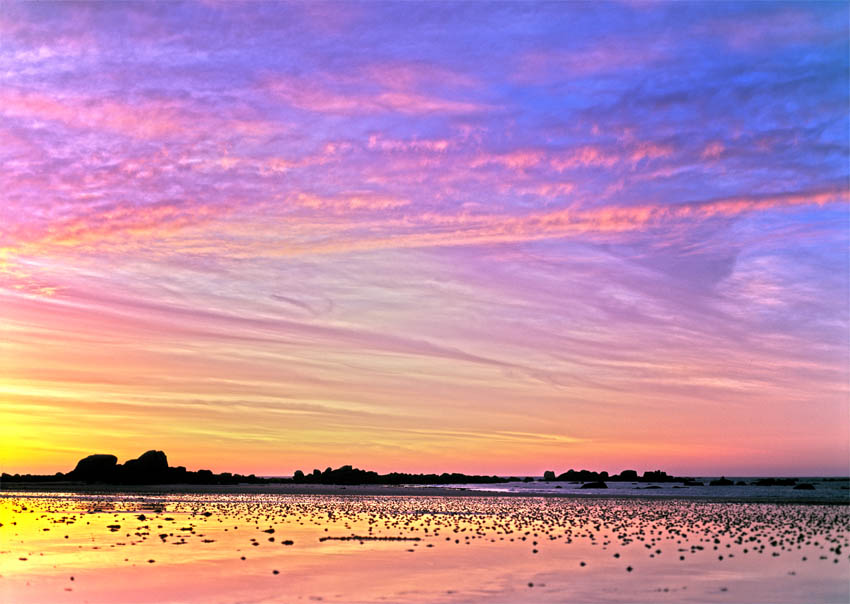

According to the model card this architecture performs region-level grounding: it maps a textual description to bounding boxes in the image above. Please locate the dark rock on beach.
[289,464,510,486]
[68,454,118,482]
[9,453,824,495]
[121,450,169,484]
[709,477,734,486]
[754,478,798,487]
[556,469,609,482]
[52,451,268,485]
[125,450,168,473]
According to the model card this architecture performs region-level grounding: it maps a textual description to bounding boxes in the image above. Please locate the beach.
[1,489,847,603]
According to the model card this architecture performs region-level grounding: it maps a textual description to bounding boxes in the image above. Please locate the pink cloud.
[517,43,666,82]
[376,91,485,115]
[629,142,674,163]
[0,254,62,298]
[506,182,576,198]
[266,74,489,116]
[472,149,545,171]
[257,148,339,175]
[703,10,824,51]
[5,178,845,266]
[289,192,410,212]
[0,88,277,144]
[5,201,233,259]
[291,186,849,255]
[0,89,184,139]
[701,141,725,159]
[368,134,450,153]
[551,146,619,171]
[363,61,477,91]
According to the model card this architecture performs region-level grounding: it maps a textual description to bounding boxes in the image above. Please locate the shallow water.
[430,477,850,503]
[1,492,847,603]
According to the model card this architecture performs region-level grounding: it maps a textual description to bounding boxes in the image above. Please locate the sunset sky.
[1,2,848,477]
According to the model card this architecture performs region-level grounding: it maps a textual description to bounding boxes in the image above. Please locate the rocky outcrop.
[68,454,118,482]
[556,469,609,482]
[580,481,608,489]
[549,468,697,484]
[709,477,734,486]
[61,451,261,485]
[289,465,510,485]
[121,450,169,484]
[126,450,168,472]
[754,478,797,486]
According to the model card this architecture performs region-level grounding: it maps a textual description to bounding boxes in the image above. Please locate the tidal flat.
[1,492,848,603]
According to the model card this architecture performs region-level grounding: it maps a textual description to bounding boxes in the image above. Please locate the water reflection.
[1,493,847,603]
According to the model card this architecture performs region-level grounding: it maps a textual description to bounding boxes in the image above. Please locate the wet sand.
[1,491,848,603]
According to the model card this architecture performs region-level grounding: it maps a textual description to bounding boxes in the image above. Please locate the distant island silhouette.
[1,450,815,488]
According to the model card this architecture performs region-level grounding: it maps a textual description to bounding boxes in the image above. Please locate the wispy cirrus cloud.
[265,72,490,116]
[285,187,847,256]
[0,89,185,139]
[516,43,668,82]
[5,185,843,264]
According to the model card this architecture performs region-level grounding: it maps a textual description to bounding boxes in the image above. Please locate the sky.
[1,1,848,477]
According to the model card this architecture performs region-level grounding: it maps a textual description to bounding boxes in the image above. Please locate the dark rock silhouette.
[68,454,118,482]
[289,465,510,486]
[793,483,815,490]
[709,477,734,486]
[52,451,263,485]
[556,469,609,482]
[121,450,169,484]
[126,450,168,472]
[754,477,797,486]
[0,454,820,491]
[542,468,698,484]
[549,468,698,485]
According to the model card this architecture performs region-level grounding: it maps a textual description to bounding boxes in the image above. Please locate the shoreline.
[2,481,848,505]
